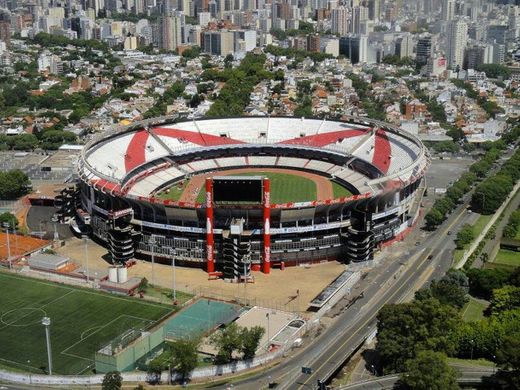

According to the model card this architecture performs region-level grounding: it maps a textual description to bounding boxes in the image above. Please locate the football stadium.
[66,116,429,278]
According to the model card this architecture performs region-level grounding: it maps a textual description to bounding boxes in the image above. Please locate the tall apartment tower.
[350,5,368,34]
[441,0,455,21]
[367,0,379,20]
[160,14,182,51]
[447,19,468,69]
[416,35,432,66]
[331,6,349,36]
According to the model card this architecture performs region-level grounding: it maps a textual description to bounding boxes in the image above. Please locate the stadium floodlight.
[170,248,177,302]
[266,312,270,352]
[149,235,156,285]
[2,222,11,269]
[83,235,90,284]
[41,317,52,375]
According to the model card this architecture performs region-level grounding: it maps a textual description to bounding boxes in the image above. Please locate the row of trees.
[377,266,520,388]
[471,147,520,214]
[0,170,31,200]
[145,323,265,384]
[425,124,520,230]
[211,323,265,363]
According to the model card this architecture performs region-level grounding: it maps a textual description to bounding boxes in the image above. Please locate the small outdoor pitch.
[0,272,173,375]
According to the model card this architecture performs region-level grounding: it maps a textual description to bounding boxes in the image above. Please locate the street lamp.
[41,317,52,375]
[170,248,177,302]
[149,234,156,285]
[266,312,270,352]
[2,222,11,269]
[83,235,90,284]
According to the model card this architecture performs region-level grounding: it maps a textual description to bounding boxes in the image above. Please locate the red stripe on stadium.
[153,127,246,146]
[278,129,367,147]
[125,130,150,172]
[372,129,391,174]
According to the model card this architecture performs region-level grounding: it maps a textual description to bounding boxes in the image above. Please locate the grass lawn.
[144,284,193,305]
[0,272,174,375]
[493,249,520,267]
[461,297,488,322]
[452,214,493,266]
[332,182,353,199]
[447,357,495,368]
[196,171,317,204]
[472,214,493,235]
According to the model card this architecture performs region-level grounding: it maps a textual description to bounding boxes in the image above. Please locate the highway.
[338,366,496,389]
[219,192,476,390]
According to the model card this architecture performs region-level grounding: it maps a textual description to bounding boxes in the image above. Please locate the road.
[338,366,496,389]
[218,193,476,390]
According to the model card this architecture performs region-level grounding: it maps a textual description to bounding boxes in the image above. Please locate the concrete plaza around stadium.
[57,237,346,313]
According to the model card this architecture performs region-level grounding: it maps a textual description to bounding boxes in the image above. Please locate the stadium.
[69,115,430,278]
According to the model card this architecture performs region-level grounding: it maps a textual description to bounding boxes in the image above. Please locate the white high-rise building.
[331,6,349,36]
[350,6,368,34]
[441,0,455,21]
[160,14,182,51]
[509,6,520,39]
[447,19,468,69]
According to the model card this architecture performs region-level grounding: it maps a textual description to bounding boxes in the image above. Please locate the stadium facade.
[67,116,429,277]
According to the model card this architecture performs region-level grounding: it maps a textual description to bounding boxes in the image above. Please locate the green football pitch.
[0,272,173,375]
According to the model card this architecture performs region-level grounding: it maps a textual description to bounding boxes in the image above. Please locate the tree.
[425,208,445,230]
[102,371,123,390]
[376,298,459,373]
[0,170,31,200]
[211,322,242,364]
[138,277,148,292]
[147,358,164,384]
[509,267,520,287]
[466,268,512,299]
[224,54,234,68]
[456,224,474,249]
[0,212,18,228]
[491,286,520,314]
[471,175,514,215]
[496,332,520,389]
[240,326,265,360]
[429,279,468,309]
[171,338,200,381]
[476,64,511,79]
[398,350,459,390]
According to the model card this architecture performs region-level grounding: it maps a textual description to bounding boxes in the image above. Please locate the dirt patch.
[0,232,49,261]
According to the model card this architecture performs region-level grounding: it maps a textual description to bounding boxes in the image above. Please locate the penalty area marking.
[0,307,47,327]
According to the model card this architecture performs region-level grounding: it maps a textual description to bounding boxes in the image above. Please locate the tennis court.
[163,299,243,340]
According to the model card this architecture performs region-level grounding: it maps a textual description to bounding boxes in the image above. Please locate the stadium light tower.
[149,235,156,285]
[2,222,11,269]
[170,247,176,302]
[83,235,90,284]
[41,317,53,375]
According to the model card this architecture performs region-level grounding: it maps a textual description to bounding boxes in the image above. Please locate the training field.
[0,272,173,375]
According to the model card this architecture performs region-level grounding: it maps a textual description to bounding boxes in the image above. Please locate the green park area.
[461,297,488,322]
[452,214,492,265]
[0,272,174,375]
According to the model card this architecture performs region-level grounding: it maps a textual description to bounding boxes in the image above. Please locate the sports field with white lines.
[0,272,173,374]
